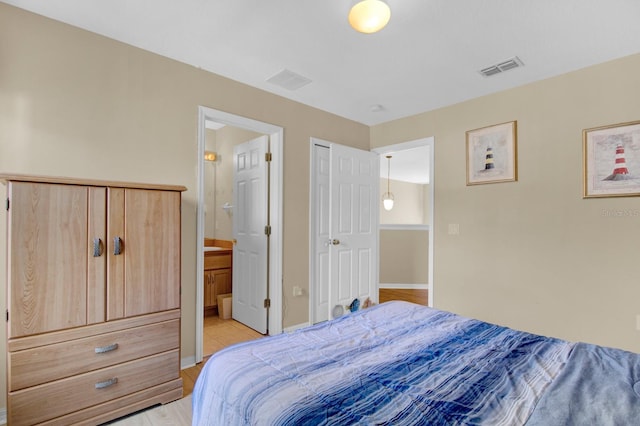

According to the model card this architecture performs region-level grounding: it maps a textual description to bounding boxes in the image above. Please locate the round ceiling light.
[348,0,391,34]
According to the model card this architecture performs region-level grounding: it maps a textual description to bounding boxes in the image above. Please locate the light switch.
[448,224,460,235]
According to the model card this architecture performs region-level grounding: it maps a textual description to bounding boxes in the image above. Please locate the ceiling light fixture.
[382,155,394,211]
[348,0,391,34]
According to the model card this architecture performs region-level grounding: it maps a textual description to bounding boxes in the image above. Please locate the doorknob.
[331,239,340,245]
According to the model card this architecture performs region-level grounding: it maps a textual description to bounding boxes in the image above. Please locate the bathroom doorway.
[195,106,283,364]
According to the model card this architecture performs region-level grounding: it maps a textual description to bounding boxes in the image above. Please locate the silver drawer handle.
[95,377,118,389]
[95,343,119,354]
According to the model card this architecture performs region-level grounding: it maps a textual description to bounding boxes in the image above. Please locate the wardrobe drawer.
[8,349,180,426]
[8,319,179,391]
[204,253,231,270]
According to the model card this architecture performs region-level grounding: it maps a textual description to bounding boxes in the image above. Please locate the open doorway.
[373,137,434,307]
[195,106,283,364]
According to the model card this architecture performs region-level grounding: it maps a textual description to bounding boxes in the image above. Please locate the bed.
[192,301,640,425]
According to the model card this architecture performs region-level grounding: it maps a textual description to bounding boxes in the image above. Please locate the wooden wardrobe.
[1,174,186,425]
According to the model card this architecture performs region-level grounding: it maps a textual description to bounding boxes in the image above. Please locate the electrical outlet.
[293,286,303,297]
[636,314,640,331]
[448,224,460,235]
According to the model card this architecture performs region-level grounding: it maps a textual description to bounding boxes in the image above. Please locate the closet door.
[7,182,91,337]
[310,140,379,324]
[329,144,379,314]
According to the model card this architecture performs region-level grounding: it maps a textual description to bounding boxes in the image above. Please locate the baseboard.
[180,355,196,370]
[379,283,429,290]
[0,407,6,425]
[283,322,310,333]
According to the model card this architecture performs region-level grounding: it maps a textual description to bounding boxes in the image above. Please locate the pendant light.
[348,0,391,34]
[382,155,394,211]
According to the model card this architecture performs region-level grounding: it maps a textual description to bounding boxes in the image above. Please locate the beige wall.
[372,53,640,354]
[422,185,430,224]
[379,178,430,224]
[204,128,217,238]
[0,3,369,410]
[379,230,429,284]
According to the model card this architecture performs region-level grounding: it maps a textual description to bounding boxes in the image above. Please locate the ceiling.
[380,146,430,184]
[4,0,640,128]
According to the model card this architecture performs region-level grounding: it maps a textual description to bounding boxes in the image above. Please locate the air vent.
[266,69,312,91]
[479,56,524,77]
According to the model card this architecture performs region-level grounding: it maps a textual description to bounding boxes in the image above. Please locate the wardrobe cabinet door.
[107,187,126,321]
[123,189,181,317]
[87,187,107,324]
[7,182,89,338]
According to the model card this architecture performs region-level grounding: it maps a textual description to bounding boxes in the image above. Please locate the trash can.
[217,293,232,319]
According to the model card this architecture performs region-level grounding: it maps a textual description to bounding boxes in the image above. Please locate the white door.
[233,135,269,334]
[330,144,379,317]
[310,140,379,323]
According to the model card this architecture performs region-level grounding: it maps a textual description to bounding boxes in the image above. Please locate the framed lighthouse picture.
[466,121,518,185]
[583,120,640,198]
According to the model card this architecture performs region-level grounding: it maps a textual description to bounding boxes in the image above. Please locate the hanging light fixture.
[382,155,394,211]
[348,0,391,34]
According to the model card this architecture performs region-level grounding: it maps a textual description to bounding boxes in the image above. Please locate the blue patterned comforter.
[192,301,640,425]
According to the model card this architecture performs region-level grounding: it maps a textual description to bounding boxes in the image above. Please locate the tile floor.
[203,314,264,356]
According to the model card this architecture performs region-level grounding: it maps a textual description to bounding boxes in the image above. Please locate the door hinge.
[264,298,271,309]
[5,198,9,211]
[265,152,272,162]
[264,225,271,236]
[6,310,8,322]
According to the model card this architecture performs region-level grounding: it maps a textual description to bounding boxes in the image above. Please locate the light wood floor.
[379,288,428,305]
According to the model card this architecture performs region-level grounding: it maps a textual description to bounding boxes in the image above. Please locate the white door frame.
[372,137,435,307]
[196,106,283,364]
[309,139,330,325]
